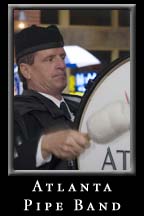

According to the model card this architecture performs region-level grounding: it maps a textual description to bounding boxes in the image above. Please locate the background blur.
[13,8,130,96]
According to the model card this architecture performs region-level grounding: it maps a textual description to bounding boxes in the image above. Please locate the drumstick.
[86,100,130,144]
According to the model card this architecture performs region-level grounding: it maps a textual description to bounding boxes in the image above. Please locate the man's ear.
[20,63,31,79]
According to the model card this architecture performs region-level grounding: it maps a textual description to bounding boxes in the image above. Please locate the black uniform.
[14,90,79,170]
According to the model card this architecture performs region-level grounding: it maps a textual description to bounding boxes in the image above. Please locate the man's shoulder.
[14,90,47,115]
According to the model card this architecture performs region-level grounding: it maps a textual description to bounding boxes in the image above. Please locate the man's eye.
[43,56,54,62]
[49,57,53,62]
[61,55,66,60]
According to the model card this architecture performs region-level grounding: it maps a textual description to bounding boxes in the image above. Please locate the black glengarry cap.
[15,25,64,63]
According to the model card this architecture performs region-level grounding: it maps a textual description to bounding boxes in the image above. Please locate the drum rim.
[74,55,130,129]
[74,55,130,170]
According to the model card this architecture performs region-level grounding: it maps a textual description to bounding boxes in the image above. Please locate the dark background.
[8,175,136,215]
[7,3,137,216]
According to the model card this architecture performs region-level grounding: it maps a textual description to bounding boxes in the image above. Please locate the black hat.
[15,25,64,63]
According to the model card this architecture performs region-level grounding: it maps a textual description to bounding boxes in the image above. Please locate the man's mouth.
[54,73,66,79]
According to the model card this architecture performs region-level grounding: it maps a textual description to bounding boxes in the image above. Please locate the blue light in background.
[75,72,97,92]
[14,64,23,95]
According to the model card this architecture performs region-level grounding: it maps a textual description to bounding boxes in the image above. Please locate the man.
[14,25,90,170]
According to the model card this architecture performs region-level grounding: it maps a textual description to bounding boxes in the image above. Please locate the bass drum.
[74,56,132,173]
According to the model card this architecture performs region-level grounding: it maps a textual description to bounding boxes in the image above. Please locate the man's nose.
[56,57,66,69]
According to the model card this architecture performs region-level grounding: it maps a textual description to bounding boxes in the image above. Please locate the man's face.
[26,47,67,97]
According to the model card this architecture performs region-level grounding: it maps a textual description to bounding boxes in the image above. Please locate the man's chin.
[56,83,67,92]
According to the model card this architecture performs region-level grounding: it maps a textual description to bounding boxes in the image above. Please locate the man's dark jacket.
[14,90,80,170]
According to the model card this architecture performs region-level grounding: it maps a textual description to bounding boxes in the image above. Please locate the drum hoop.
[73,56,130,170]
[74,56,130,129]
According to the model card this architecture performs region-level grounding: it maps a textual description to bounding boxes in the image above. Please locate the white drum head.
[74,57,133,173]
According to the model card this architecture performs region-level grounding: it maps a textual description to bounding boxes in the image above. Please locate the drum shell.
[74,57,132,173]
